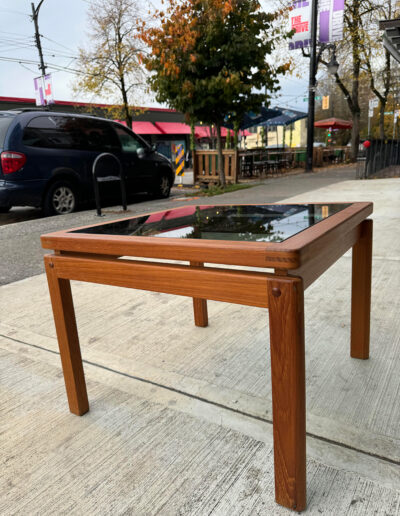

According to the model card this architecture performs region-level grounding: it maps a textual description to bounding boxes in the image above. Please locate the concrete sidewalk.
[1,177,399,514]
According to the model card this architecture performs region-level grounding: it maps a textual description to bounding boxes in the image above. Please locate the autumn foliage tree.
[287,0,395,157]
[75,0,146,127]
[141,0,291,185]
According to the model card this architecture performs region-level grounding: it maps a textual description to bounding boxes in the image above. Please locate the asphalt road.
[0,165,356,286]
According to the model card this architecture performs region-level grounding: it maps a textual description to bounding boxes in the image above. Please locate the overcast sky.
[0,0,308,112]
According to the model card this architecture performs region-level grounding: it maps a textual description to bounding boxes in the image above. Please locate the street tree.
[306,0,377,159]
[288,0,399,156]
[317,0,400,149]
[74,0,146,127]
[140,0,291,185]
[361,1,400,138]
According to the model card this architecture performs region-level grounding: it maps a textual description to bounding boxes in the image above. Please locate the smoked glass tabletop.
[71,204,351,243]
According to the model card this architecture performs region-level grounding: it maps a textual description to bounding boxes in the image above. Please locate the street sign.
[303,96,322,102]
[369,99,379,109]
[384,111,393,115]
[322,96,330,110]
[368,110,373,118]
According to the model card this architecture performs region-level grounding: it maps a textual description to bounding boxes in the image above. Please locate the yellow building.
[242,118,308,149]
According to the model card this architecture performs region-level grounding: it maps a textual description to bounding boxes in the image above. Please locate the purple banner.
[289,0,343,50]
[319,11,330,43]
[33,77,45,106]
[333,0,344,11]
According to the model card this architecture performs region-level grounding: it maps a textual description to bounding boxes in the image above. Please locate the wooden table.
[41,202,373,512]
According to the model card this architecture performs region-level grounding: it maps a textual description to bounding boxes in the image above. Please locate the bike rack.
[92,153,127,217]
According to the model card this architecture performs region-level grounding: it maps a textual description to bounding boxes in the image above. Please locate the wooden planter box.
[193,149,238,184]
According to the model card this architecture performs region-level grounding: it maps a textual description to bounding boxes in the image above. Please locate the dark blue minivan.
[0,110,174,215]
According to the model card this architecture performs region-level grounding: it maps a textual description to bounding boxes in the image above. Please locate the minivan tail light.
[1,151,27,174]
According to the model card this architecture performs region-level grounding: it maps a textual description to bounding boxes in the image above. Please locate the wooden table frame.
[41,202,373,512]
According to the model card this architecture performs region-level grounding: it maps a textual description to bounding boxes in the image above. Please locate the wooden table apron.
[41,203,373,512]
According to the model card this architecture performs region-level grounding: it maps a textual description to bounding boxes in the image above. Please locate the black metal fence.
[358,139,400,179]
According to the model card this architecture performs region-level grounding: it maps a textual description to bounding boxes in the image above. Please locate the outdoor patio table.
[41,202,373,512]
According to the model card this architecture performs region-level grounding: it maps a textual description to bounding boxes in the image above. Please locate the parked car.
[0,110,174,215]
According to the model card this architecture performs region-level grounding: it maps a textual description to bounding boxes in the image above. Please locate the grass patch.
[187,183,255,197]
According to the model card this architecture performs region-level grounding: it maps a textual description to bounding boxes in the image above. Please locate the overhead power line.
[0,55,105,78]
[0,8,29,16]
[0,30,34,37]
[41,35,76,54]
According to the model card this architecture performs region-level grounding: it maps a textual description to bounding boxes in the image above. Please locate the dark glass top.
[72,204,350,243]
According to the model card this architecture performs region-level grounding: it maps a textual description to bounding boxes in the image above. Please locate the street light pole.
[305,0,318,172]
[31,1,46,77]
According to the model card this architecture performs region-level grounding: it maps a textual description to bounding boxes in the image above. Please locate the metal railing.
[92,153,127,216]
[358,139,400,179]
[237,147,351,178]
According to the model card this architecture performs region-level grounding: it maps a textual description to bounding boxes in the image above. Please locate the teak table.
[41,202,373,512]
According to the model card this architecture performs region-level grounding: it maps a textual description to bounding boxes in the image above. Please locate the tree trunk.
[379,106,385,139]
[216,123,226,186]
[190,120,195,151]
[124,102,132,128]
[233,120,239,149]
[120,76,132,128]
[351,112,360,161]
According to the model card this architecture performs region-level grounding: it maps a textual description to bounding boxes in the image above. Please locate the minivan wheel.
[153,173,171,199]
[44,181,77,216]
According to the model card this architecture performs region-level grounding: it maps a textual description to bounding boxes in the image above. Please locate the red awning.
[114,120,162,134]
[195,126,251,137]
[155,122,232,138]
[131,121,163,134]
[154,122,192,134]
[113,119,243,138]
[314,118,353,129]
[195,126,230,138]
[240,129,251,137]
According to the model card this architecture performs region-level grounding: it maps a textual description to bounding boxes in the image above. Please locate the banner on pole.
[288,0,344,50]
[319,0,344,43]
[44,74,55,104]
[288,1,312,50]
[33,74,55,106]
[33,77,44,106]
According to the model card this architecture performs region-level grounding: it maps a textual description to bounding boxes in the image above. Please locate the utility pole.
[31,1,46,77]
[305,0,318,172]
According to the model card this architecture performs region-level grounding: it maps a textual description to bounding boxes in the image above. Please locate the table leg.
[44,256,89,416]
[351,219,373,359]
[190,261,208,327]
[267,277,306,511]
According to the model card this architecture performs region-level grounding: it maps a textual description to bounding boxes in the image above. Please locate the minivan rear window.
[22,115,120,152]
[0,116,14,147]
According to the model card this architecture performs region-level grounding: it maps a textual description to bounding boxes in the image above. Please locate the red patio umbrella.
[314,118,353,129]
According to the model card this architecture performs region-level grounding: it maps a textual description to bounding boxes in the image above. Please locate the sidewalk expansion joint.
[2,332,399,468]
